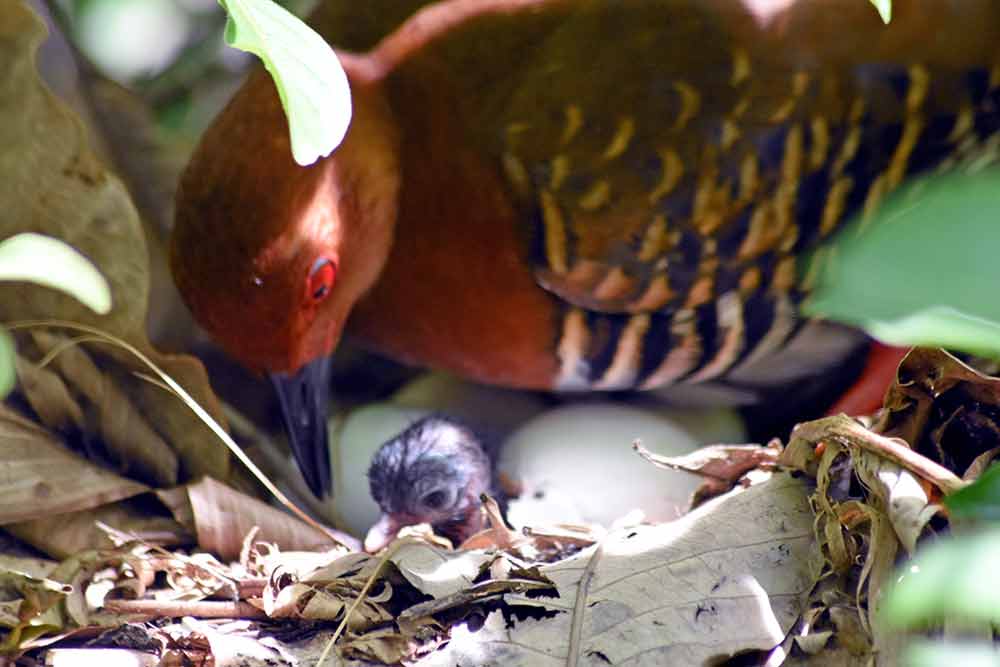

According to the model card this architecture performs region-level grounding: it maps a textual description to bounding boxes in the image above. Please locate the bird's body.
[171,0,1000,495]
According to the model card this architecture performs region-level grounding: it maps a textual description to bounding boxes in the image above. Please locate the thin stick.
[791,415,967,494]
[103,598,267,619]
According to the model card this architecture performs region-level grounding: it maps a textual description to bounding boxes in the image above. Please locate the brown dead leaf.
[635,439,782,504]
[779,415,939,666]
[0,1,232,487]
[0,404,147,524]
[175,619,283,667]
[5,501,191,561]
[26,330,179,487]
[876,348,1000,478]
[184,477,333,561]
[154,487,195,533]
[15,355,84,433]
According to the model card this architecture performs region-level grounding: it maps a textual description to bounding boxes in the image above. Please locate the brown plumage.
[171,0,1000,496]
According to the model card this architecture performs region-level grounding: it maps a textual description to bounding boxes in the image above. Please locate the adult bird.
[171,0,1000,498]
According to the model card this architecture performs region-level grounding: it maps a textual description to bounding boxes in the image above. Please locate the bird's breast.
[344,91,563,389]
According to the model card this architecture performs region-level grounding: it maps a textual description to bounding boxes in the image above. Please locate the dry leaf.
[6,502,190,561]
[185,477,333,560]
[14,355,84,433]
[779,414,943,665]
[179,619,284,667]
[418,473,821,665]
[0,556,56,582]
[27,331,179,487]
[634,440,782,503]
[0,1,231,487]
[0,404,147,524]
[877,348,1000,476]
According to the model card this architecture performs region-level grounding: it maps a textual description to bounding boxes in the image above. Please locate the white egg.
[627,401,748,445]
[392,372,548,433]
[295,403,428,537]
[499,403,741,527]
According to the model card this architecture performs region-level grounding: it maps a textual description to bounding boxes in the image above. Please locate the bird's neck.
[346,60,562,387]
[298,57,404,341]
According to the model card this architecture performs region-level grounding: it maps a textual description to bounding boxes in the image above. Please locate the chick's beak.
[364,513,402,553]
[270,355,334,498]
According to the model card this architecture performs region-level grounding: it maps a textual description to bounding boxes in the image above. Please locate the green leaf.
[862,307,1000,358]
[870,0,892,23]
[945,463,1000,521]
[904,641,1000,667]
[218,0,351,166]
[0,233,111,315]
[803,170,1000,357]
[0,329,15,399]
[883,528,1000,628]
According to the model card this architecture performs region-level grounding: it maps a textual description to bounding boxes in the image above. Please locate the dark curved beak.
[270,355,333,498]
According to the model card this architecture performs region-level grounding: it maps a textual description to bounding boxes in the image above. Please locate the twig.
[102,599,267,619]
[791,415,967,495]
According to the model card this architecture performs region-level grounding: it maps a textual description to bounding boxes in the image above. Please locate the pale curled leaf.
[218,0,351,165]
[420,474,822,665]
[854,452,939,554]
[0,233,111,315]
[389,541,494,599]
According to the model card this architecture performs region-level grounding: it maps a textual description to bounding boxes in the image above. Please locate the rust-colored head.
[171,58,400,495]
[172,62,400,375]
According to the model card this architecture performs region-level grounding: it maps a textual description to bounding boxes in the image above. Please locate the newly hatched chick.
[366,416,499,551]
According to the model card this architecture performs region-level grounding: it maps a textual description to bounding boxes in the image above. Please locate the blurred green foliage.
[946,464,1000,522]
[218,0,351,165]
[804,170,1000,358]
[883,527,1000,628]
[55,0,316,140]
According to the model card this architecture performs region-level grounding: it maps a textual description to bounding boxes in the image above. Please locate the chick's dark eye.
[422,490,449,510]
[307,258,336,302]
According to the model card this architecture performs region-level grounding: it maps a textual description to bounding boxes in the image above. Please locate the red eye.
[307,258,336,302]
